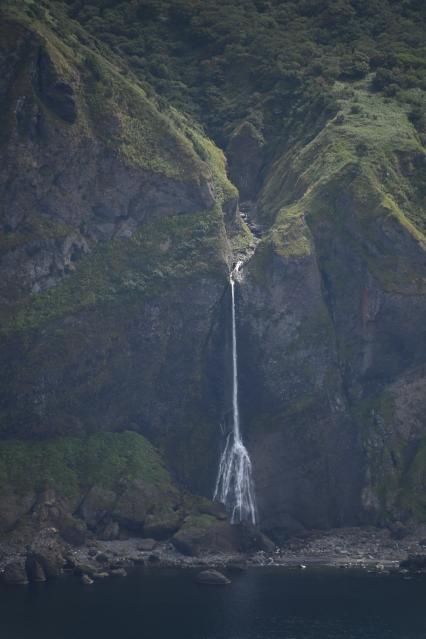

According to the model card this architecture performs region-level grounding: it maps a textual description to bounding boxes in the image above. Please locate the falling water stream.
[214,261,257,524]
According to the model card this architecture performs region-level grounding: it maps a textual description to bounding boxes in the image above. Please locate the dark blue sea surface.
[1,566,426,639]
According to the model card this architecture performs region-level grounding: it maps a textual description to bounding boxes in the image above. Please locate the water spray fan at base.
[214,261,257,525]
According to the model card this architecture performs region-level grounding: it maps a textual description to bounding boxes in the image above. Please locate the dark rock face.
[25,555,46,582]
[227,122,265,200]
[142,511,182,540]
[3,560,28,585]
[400,555,426,572]
[237,524,276,553]
[28,548,64,579]
[97,521,120,541]
[79,487,117,530]
[137,539,157,551]
[60,522,87,547]
[34,48,77,124]
[28,489,82,540]
[239,232,364,532]
[0,16,231,501]
[237,160,426,532]
[172,518,239,556]
[0,489,36,533]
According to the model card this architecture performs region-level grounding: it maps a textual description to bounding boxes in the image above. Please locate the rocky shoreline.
[3,525,426,586]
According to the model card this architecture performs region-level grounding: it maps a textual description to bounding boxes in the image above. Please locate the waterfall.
[214,261,257,524]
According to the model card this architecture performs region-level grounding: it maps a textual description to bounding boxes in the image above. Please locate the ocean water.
[1,566,426,639]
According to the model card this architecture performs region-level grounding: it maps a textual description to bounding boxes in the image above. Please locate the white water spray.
[214,261,257,524]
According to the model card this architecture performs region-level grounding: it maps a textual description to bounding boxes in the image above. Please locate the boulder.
[172,517,239,556]
[148,553,160,564]
[112,483,149,531]
[388,521,409,540]
[79,486,117,529]
[81,574,94,585]
[0,488,36,533]
[258,532,276,553]
[400,555,426,572]
[142,510,182,540]
[97,521,120,541]
[196,570,230,585]
[137,538,157,551]
[60,520,87,546]
[3,560,28,585]
[95,552,109,564]
[238,523,276,553]
[172,529,199,556]
[25,555,46,582]
[189,496,228,521]
[30,489,79,532]
[67,556,98,577]
[110,568,127,578]
[27,547,64,578]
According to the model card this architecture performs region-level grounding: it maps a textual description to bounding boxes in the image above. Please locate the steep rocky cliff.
[239,83,426,538]
[0,0,426,546]
[0,2,240,541]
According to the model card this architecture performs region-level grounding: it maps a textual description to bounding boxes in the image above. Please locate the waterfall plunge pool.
[1,566,426,639]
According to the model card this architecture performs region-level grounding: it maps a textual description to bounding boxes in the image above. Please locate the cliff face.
[0,8,238,503]
[1,1,426,543]
[239,85,426,538]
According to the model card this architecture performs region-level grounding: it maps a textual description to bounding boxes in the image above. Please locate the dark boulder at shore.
[196,570,231,585]
[25,555,46,582]
[27,547,64,579]
[137,539,157,551]
[3,560,28,585]
[400,555,426,572]
[172,516,239,557]
[60,521,87,547]
[237,523,276,554]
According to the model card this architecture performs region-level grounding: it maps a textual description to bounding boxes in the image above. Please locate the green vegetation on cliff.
[62,0,426,151]
[0,431,175,499]
[2,207,227,335]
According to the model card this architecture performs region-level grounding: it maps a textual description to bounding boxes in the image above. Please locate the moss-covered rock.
[0,431,186,538]
[171,514,239,556]
[0,431,174,499]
